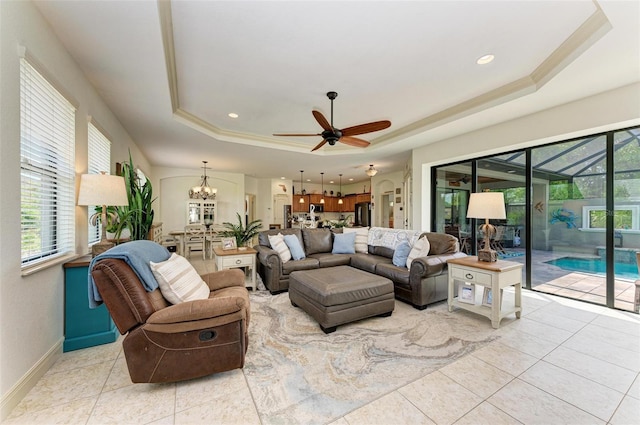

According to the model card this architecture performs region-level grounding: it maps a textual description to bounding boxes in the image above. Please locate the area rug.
[244,291,498,424]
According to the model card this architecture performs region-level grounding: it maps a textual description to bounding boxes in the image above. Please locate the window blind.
[20,57,76,267]
[87,122,112,245]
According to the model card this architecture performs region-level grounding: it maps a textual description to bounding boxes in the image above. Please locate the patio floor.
[497,249,639,313]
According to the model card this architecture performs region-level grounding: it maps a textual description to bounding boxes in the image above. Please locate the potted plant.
[220,212,263,248]
[112,151,156,240]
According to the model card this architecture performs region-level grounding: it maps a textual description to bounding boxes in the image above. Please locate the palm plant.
[220,213,263,248]
[112,151,155,240]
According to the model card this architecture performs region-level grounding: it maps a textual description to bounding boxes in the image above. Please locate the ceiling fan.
[273,91,391,152]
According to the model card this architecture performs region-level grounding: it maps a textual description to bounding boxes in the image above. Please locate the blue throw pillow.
[332,232,356,254]
[283,234,306,260]
[392,241,412,267]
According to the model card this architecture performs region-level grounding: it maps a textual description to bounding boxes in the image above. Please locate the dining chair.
[206,227,223,259]
[184,224,206,260]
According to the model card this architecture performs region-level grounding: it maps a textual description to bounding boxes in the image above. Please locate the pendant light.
[190,161,217,200]
[338,174,343,204]
[299,170,305,203]
[320,172,325,203]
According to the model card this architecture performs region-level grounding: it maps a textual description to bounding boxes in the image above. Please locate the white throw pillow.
[150,253,210,304]
[406,236,431,269]
[268,233,292,263]
[343,227,369,253]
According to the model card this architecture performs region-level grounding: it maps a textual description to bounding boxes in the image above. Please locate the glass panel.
[434,163,472,254]
[477,154,526,277]
[530,135,607,305]
[613,129,640,311]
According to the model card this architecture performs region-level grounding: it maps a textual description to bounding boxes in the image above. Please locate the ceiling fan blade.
[339,136,370,148]
[312,110,332,131]
[341,120,391,137]
[273,133,321,137]
[311,139,327,152]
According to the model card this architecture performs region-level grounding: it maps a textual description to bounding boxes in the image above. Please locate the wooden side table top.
[448,255,523,272]
[212,247,257,257]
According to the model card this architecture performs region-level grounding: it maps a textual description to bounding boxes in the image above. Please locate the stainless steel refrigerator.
[355,202,371,227]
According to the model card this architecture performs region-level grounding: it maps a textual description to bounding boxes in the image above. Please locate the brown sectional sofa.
[254,227,466,310]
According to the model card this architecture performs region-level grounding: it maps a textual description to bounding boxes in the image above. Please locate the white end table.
[447,256,523,328]
[213,247,257,290]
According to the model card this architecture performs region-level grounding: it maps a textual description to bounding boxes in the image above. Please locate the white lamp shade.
[467,192,506,219]
[77,173,129,206]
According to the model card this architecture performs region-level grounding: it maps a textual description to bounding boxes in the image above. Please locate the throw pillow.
[283,234,305,260]
[268,233,292,263]
[149,253,210,304]
[332,232,356,254]
[392,241,412,267]
[406,235,431,269]
[343,227,369,253]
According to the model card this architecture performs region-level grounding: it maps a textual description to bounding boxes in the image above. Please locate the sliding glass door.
[431,126,640,312]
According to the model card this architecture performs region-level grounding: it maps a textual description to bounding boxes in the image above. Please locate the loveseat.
[254,227,465,309]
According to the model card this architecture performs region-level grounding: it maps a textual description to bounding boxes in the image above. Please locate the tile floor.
[4,257,640,425]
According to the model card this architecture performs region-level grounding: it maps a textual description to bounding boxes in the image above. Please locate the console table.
[212,247,257,290]
[63,256,119,351]
[447,256,523,328]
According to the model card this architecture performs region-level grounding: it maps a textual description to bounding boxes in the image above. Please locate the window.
[20,58,76,267]
[87,122,111,245]
[582,205,639,231]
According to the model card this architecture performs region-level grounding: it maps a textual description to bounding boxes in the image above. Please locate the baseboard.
[0,337,63,421]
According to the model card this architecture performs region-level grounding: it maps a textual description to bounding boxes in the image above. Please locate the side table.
[213,247,257,290]
[63,255,119,351]
[447,256,523,328]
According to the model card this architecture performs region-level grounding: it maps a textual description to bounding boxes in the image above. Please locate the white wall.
[412,83,640,232]
[151,166,245,232]
[0,1,149,418]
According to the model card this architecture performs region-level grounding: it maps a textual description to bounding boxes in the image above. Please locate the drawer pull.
[465,273,474,280]
[235,259,242,265]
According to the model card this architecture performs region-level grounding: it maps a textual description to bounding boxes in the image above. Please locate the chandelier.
[365,164,378,177]
[190,161,217,200]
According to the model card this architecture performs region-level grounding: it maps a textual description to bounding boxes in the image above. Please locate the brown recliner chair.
[91,259,250,383]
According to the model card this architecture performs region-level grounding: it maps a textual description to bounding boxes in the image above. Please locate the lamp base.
[478,249,498,262]
[91,240,115,257]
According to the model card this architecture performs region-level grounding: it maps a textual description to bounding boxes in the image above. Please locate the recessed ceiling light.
[280,176,286,179]
[306,179,311,182]
[476,54,494,65]
[228,112,239,118]
[348,178,354,181]
[329,181,334,184]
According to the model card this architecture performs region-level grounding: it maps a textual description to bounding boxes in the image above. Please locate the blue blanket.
[88,240,170,308]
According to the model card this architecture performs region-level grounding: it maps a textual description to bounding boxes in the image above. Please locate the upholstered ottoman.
[289,266,395,333]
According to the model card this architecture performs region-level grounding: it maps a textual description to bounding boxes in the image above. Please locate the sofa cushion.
[368,245,395,259]
[375,263,410,286]
[308,252,352,268]
[407,235,431,268]
[259,228,303,248]
[392,241,412,267]
[284,234,306,260]
[150,253,210,304]
[268,233,292,263]
[350,253,392,273]
[282,257,319,275]
[425,232,458,255]
[302,228,333,255]
[343,227,369,253]
[332,232,356,254]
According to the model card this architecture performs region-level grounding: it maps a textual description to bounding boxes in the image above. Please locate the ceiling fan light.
[365,164,378,177]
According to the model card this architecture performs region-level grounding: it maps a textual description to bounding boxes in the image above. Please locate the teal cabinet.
[63,256,119,352]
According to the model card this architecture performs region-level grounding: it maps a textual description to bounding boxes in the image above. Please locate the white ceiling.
[33,0,640,184]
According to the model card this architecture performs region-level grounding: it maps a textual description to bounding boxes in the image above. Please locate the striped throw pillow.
[150,253,210,304]
[268,233,292,263]
[344,227,369,253]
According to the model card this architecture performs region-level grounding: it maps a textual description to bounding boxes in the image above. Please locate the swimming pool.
[546,257,639,280]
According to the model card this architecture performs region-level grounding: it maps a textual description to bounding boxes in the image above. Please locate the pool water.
[546,257,639,280]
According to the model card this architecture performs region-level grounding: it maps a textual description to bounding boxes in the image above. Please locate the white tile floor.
[4,258,640,425]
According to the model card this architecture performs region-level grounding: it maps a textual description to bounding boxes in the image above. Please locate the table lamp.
[466,191,506,262]
[78,172,129,256]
